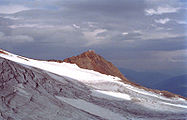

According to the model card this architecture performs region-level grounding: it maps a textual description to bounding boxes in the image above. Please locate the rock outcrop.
[63,50,128,81]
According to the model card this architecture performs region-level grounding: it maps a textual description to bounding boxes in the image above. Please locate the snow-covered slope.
[0,49,187,120]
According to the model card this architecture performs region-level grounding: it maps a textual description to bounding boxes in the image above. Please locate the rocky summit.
[63,50,128,81]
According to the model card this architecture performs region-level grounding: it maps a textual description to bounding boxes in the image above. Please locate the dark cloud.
[133,36,187,51]
[60,0,145,15]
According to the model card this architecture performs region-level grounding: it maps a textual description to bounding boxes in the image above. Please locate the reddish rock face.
[63,50,128,81]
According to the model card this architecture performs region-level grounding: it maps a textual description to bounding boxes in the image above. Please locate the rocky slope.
[0,57,105,120]
[0,49,187,120]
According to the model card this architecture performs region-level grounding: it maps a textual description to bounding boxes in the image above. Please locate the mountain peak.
[87,49,95,53]
[79,49,97,57]
[63,50,128,81]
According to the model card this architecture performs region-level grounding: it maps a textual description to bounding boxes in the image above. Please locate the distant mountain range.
[119,68,171,88]
[155,74,187,97]
[119,68,187,97]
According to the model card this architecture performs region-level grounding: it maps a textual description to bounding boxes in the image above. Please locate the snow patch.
[160,102,187,109]
[92,90,131,100]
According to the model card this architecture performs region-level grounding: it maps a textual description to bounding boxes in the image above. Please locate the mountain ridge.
[4,49,186,99]
[49,50,186,99]
[155,74,187,97]
[0,49,187,119]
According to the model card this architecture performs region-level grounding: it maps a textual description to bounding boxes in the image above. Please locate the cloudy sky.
[0,0,187,75]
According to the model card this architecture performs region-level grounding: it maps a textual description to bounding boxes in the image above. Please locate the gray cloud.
[0,32,33,43]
